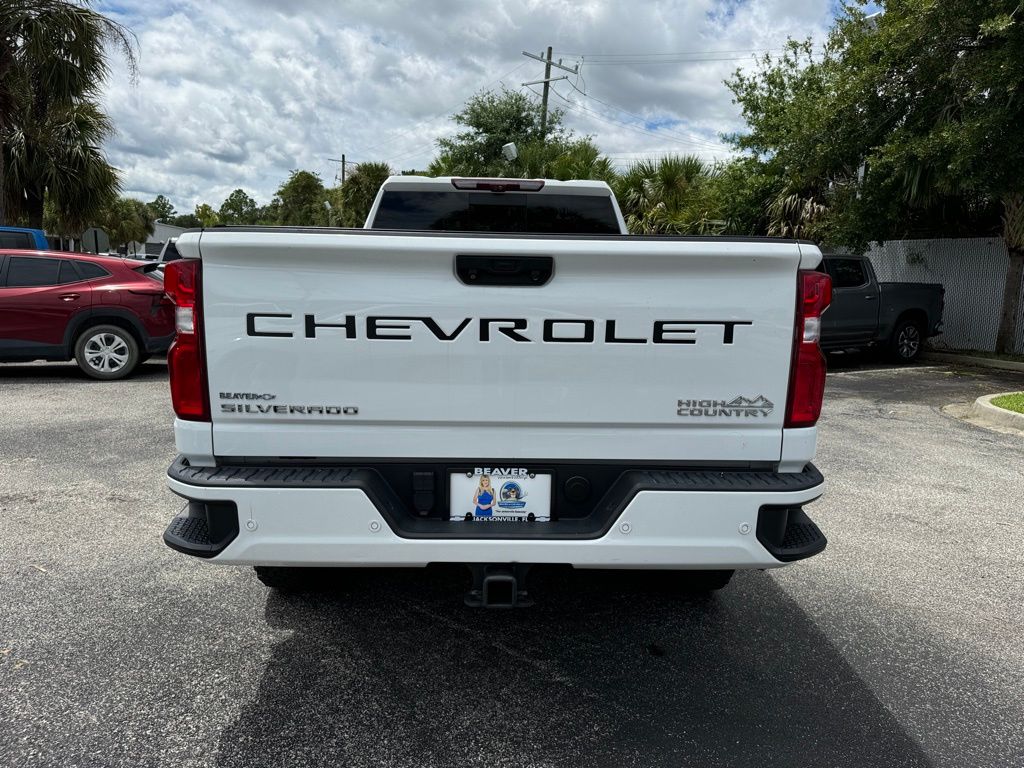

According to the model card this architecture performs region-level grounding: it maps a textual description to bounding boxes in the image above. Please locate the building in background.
[123,221,186,258]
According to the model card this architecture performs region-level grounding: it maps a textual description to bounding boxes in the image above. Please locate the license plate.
[448,469,552,522]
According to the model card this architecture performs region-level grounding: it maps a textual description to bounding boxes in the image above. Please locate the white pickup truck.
[162,177,831,606]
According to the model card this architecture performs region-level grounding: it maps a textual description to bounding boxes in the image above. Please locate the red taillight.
[164,259,209,421]
[785,270,832,428]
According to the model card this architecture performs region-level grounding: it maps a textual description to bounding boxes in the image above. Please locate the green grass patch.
[991,392,1024,414]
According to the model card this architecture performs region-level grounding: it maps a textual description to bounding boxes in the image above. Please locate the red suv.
[0,249,175,380]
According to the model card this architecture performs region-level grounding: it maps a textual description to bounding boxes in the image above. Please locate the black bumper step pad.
[163,501,239,558]
[756,506,827,562]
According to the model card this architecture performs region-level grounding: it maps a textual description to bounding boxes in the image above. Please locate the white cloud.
[97,0,835,212]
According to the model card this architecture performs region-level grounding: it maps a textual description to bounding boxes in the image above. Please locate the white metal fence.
[857,237,1024,355]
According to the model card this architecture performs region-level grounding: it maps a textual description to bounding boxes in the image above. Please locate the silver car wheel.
[83,332,131,373]
[897,325,920,359]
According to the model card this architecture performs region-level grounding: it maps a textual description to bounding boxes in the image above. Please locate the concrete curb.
[923,352,1024,373]
[965,393,1024,431]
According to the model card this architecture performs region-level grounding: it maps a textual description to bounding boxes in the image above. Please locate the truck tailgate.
[193,230,805,463]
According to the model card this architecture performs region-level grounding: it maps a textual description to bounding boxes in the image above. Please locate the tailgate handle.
[456,255,553,286]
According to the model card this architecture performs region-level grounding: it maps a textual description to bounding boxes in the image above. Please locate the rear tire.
[889,318,925,363]
[677,569,734,593]
[74,324,140,380]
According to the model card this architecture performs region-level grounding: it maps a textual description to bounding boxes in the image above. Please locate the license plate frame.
[448,468,553,522]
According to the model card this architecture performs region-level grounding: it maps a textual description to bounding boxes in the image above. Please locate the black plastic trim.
[221,456,775,469]
[190,226,813,244]
[455,254,553,286]
[0,339,67,362]
[756,505,827,562]
[145,332,174,354]
[168,457,823,541]
[62,307,152,355]
[163,500,239,558]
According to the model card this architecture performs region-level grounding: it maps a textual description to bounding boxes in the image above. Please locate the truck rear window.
[0,231,34,249]
[371,191,620,234]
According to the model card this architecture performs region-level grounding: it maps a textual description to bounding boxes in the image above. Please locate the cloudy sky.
[97,0,865,213]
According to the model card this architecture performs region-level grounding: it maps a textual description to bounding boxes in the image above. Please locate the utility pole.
[522,48,578,142]
[329,156,357,186]
[540,46,552,138]
[329,156,360,225]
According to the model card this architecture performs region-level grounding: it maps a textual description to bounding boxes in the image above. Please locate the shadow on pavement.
[0,359,167,380]
[215,567,929,768]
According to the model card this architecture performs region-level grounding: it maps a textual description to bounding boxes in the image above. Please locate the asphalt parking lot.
[1,358,1022,768]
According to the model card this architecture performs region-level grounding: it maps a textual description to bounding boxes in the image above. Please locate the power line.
[353,60,531,160]
[381,53,566,168]
[564,81,725,150]
[578,56,780,65]
[573,52,828,66]
[555,47,790,57]
[537,83,729,153]
[548,45,828,68]
[386,139,441,167]
[554,45,826,59]
[365,49,745,170]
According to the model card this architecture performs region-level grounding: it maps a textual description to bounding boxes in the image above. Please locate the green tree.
[0,1,136,228]
[726,40,856,243]
[146,194,176,221]
[194,203,219,228]
[334,161,391,227]
[43,192,79,246]
[167,212,200,229]
[430,88,567,176]
[275,170,327,226]
[710,157,783,237]
[96,196,154,251]
[727,2,1024,351]
[218,188,257,225]
[426,89,621,188]
[613,155,726,235]
[542,139,616,184]
[254,199,281,226]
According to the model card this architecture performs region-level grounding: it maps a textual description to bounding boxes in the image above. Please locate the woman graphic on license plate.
[473,475,495,517]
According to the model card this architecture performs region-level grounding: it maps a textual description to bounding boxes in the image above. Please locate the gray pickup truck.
[820,253,944,362]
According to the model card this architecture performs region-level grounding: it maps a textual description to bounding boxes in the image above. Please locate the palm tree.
[0,1,136,227]
[544,139,616,183]
[337,162,392,227]
[613,155,726,235]
[5,100,119,231]
[97,196,154,252]
[766,190,829,240]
